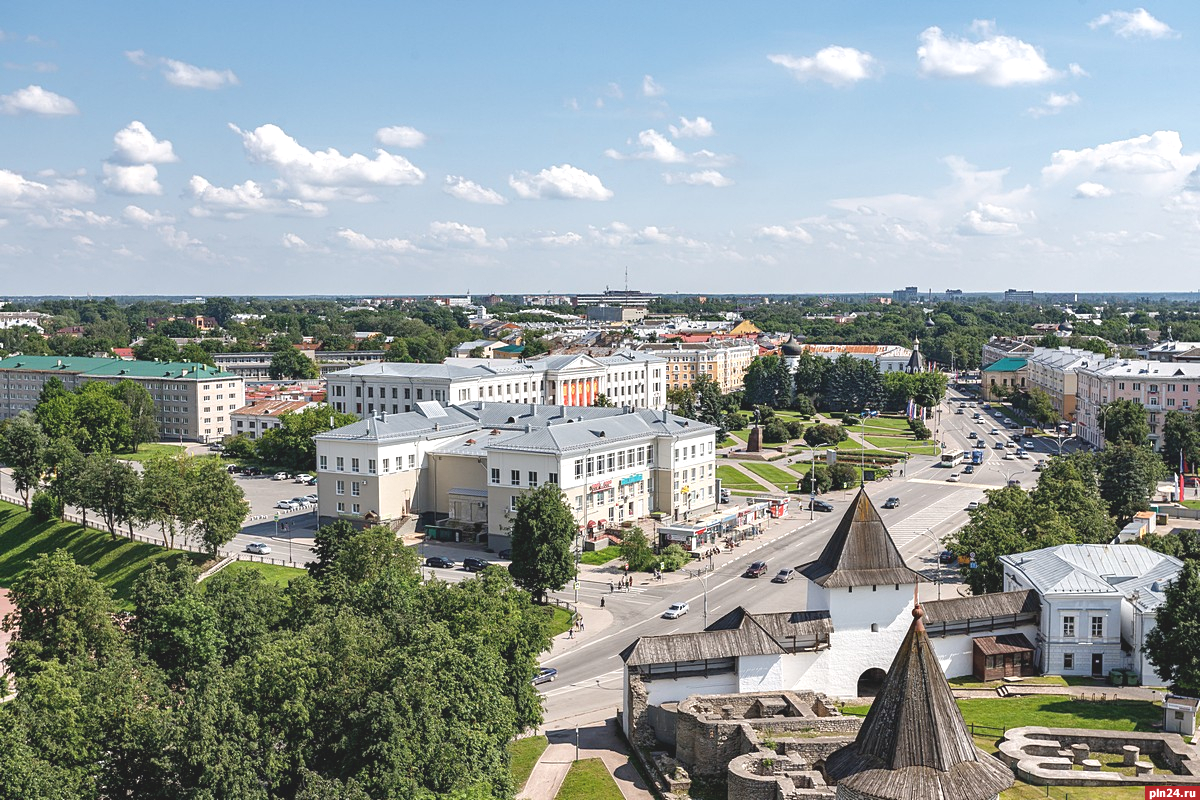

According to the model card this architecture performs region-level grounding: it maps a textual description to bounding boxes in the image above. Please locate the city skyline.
[1,2,1200,294]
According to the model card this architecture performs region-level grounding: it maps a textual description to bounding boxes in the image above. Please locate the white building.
[325,350,667,417]
[0,311,48,332]
[313,401,717,548]
[1000,543,1182,684]
[788,343,916,373]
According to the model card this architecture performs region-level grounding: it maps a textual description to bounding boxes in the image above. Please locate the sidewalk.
[520,709,654,800]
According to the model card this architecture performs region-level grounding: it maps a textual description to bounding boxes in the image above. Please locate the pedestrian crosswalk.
[885,490,982,548]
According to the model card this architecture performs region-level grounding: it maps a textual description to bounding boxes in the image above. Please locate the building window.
[1063,652,1074,670]
[548,472,558,485]
[382,458,390,472]
[1091,616,1103,638]
[337,502,345,513]
[586,457,595,477]
[1062,615,1075,638]
[510,495,519,512]
[404,388,411,399]
[417,389,424,400]
[336,480,345,496]
[574,459,583,480]
[352,503,360,514]
[491,468,500,484]
[368,459,376,474]
[511,470,520,486]
[528,471,538,487]
[351,458,360,473]
[319,455,327,470]
[336,457,344,471]
[408,454,415,469]
[351,482,360,497]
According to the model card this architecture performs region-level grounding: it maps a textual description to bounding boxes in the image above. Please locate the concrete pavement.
[519,709,655,800]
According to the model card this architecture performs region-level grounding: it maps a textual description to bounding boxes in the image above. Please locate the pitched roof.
[622,607,832,666]
[825,605,1014,800]
[922,589,1039,625]
[0,355,236,380]
[1000,544,1183,609]
[982,357,1028,372]
[800,490,922,588]
[973,633,1035,657]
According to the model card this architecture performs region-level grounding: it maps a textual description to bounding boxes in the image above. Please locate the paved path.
[520,710,654,800]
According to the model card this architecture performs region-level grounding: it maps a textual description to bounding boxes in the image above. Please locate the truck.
[971,449,984,465]
[1023,425,1039,436]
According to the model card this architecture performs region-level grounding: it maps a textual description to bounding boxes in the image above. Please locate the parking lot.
[230,469,319,522]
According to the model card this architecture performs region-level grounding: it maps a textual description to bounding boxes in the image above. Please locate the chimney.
[661,408,669,423]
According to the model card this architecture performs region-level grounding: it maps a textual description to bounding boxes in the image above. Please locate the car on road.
[462,557,491,572]
[990,428,1000,435]
[967,501,980,511]
[245,542,271,555]
[807,499,834,512]
[1016,450,1029,459]
[425,556,456,569]
[294,474,313,483]
[663,601,690,619]
[955,408,964,415]
[946,473,961,482]
[1033,462,1045,472]
[962,465,974,474]
[993,411,1003,418]
[208,442,224,451]
[883,497,901,509]
[1003,453,1015,460]
[532,667,558,685]
[745,560,769,578]
[272,472,290,481]
[994,442,1005,449]
[275,500,300,509]
[967,432,977,439]
[719,488,732,503]
[939,549,956,564]
[772,568,796,583]
[497,548,512,560]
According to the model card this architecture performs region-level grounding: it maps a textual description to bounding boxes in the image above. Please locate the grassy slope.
[740,462,798,489]
[716,465,761,489]
[218,560,305,586]
[117,442,187,463]
[555,758,623,800]
[0,501,208,608]
[509,735,549,794]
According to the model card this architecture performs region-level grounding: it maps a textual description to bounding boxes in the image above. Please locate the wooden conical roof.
[800,489,922,588]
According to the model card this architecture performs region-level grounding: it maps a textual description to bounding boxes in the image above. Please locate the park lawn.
[717,437,738,449]
[580,547,622,566]
[1181,500,1200,510]
[841,695,1161,736]
[716,465,761,490]
[218,559,305,586]
[117,442,187,463]
[0,501,208,608]
[546,605,574,637]
[555,758,623,800]
[741,462,799,489]
[1002,784,1144,800]
[509,735,549,794]
[858,416,912,433]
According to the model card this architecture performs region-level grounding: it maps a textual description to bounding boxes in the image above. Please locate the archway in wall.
[856,667,887,698]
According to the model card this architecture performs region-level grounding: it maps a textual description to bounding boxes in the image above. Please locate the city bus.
[940,450,967,468]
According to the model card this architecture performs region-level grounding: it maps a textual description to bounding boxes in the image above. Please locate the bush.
[840,413,860,425]
[222,433,256,460]
[763,420,791,444]
[804,422,847,447]
[793,394,816,417]
[907,419,931,440]
[30,490,62,521]
[785,420,805,440]
[799,466,832,494]
[619,527,656,571]
[659,544,690,572]
[829,463,859,490]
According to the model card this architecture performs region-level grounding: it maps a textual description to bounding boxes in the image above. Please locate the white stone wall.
[738,655,784,693]
[643,671,739,708]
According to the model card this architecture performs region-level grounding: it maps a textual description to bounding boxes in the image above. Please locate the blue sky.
[1,1,1199,295]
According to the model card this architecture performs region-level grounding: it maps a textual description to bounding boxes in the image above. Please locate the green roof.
[0,355,237,380]
[983,357,1028,372]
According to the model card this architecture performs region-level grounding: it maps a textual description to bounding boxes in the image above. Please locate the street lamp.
[699,568,711,628]
[805,441,828,520]
[999,467,1026,489]
[913,527,945,600]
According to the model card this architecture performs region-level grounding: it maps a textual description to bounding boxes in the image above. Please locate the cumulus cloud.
[1075,181,1113,198]
[917,21,1059,86]
[605,129,688,163]
[375,125,427,148]
[123,205,174,226]
[957,203,1028,235]
[1069,63,1090,77]
[336,227,418,253]
[1089,8,1177,39]
[757,225,814,243]
[589,221,702,248]
[509,164,613,200]
[158,224,207,253]
[1042,131,1200,189]
[663,170,733,187]
[102,163,161,195]
[768,46,879,87]
[443,175,507,205]
[112,121,177,164]
[162,58,238,89]
[231,123,425,200]
[187,175,326,216]
[668,116,714,139]
[427,221,505,249]
[27,208,115,229]
[532,231,583,246]
[0,84,78,115]
[642,75,664,97]
[1028,91,1081,118]
[282,233,312,250]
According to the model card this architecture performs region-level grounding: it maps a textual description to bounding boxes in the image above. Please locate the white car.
[1003,453,1015,460]
[663,602,690,619]
[304,494,318,503]
[272,472,290,481]
[947,473,961,482]
[245,542,271,555]
[967,501,980,511]
[275,499,299,510]
[990,428,1000,435]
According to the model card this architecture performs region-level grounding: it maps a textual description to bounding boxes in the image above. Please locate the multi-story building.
[788,343,915,373]
[891,286,922,303]
[214,349,388,381]
[982,336,1035,367]
[0,311,49,332]
[230,399,314,439]
[981,357,1028,402]
[0,355,243,442]
[1146,341,1200,362]
[1075,358,1200,449]
[574,290,660,308]
[1024,346,1106,423]
[325,351,667,417]
[634,340,758,393]
[1001,544,1181,684]
[312,401,717,548]
[1003,289,1036,304]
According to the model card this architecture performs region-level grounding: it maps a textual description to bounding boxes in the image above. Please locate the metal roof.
[800,489,923,588]
[622,607,832,666]
[1000,544,1182,607]
[0,354,236,380]
[973,633,1035,657]
[982,357,1028,372]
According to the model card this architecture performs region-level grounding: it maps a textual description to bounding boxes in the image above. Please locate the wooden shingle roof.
[800,489,923,588]
[922,589,1039,625]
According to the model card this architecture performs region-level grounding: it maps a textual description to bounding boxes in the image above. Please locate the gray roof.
[923,589,1039,625]
[800,490,923,588]
[326,349,664,382]
[1000,544,1182,609]
[826,606,1014,800]
[623,607,832,666]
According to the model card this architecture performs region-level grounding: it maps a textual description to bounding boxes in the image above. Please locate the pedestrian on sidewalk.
[567,628,574,639]
[600,597,605,609]
[609,580,614,593]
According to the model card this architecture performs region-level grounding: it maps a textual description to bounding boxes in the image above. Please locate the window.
[382,458,390,472]
[1063,652,1074,670]
[511,470,520,486]
[355,386,362,397]
[1062,615,1075,638]
[586,456,595,476]
[1091,616,1103,638]
[351,482,360,497]
[607,453,614,471]
[408,454,415,469]
[404,388,411,399]
[548,472,558,485]
[337,502,345,513]
[574,459,584,480]
[528,471,538,487]
[491,468,500,484]
[319,455,327,470]
[417,389,424,400]
[368,459,376,474]
[352,503,360,514]
[336,480,345,496]
[510,495,519,512]
[336,457,344,471]
[351,458,360,473]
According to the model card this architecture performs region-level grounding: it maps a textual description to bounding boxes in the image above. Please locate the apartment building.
[633,339,758,393]
[1146,341,1200,362]
[0,355,243,442]
[213,349,388,381]
[313,401,717,549]
[1024,346,1106,423]
[325,350,667,417]
[981,357,1028,402]
[1075,358,1200,449]
[230,399,314,439]
[982,336,1036,367]
[788,343,915,373]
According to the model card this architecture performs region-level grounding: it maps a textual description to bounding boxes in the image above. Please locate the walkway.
[519,710,654,800]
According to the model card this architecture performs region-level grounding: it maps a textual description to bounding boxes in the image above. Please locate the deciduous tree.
[0,412,48,509]
[508,483,575,604]
[1099,397,1150,446]
[1145,560,1200,696]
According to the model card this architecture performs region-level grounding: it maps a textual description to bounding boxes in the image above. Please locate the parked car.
[462,557,491,572]
[275,499,299,510]
[498,548,512,560]
[1007,478,1021,487]
[807,499,834,512]
[304,494,317,503]
[719,488,732,503]
[663,601,690,619]
[946,473,960,482]
[532,667,558,685]
[243,467,262,476]
[294,474,313,483]
[425,556,456,569]
[939,549,956,564]
[745,560,769,578]
[227,464,243,474]
[883,497,900,509]
[962,465,974,474]
[290,497,311,506]
[208,442,224,451]
[245,542,271,555]
[772,568,796,583]
[967,501,980,511]
[272,472,291,481]
[1033,462,1045,472]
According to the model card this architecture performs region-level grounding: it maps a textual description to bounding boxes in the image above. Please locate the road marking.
[884,490,983,547]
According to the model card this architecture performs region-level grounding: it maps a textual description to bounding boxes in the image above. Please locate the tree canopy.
[507,483,576,604]
[1145,559,1200,696]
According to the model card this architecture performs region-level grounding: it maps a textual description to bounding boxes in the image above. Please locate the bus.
[940,450,967,468]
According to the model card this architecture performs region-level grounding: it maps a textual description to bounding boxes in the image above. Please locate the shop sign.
[589,480,612,492]
[619,473,643,486]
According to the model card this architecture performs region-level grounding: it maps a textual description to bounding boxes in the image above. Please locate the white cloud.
[27,208,115,229]
[589,221,702,248]
[768,46,878,87]
[957,203,1028,235]
[532,231,583,246]
[187,175,326,216]
[72,235,94,248]
[112,121,178,164]
[124,49,148,67]
[1075,181,1113,199]
[158,225,208,255]
[0,171,93,208]
[1076,229,1164,245]
[1089,8,1177,39]
[1028,91,1081,117]
[375,125,427,148]
[161,58,239,89]
[102,163,161,195]
[443,175,507,205]
[427,220,505,249]
[336,227,418,253]
[282,233,310,250]
[642,75,664,97]
[1069,62,1090,77]
[509,164,613,200]
[668,116,714,139]
[605,129,688,163]
[757,224,814,243]
[123,205,174,226]
[604,82,623,99]
[917,22,1059,86]
[232,123,425,200]
[663,170,733,187]
[1043,131,1200,189]
[0,84,78,115]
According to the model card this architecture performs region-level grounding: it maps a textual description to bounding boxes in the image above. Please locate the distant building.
[981,357,1028,402]
[574,290,660,308]
[0,311,48,332]
[586,305,647,324]
[1003,289,1036,304]
[789,343,915,373]
[982,336,1036,367]
[1146,341,1200,362]
[521,294,573,307]
[891,286,922,303]
[230,398,315,440]
[1024,346,1107,423]
[634,340,758,393]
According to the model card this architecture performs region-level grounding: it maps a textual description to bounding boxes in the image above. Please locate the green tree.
[37,376,68,406]
[110,379,158,452]
[256,404,358,472]
[131,559,224,683]
[507,483,575,604]
[1162,410,1200,472]
[1099,397,1150,446]
[78,451,141,538]
[222,433,256,460]
[666,386,696,417]
[138,454,189,547]
[1021,387,1059,427]
[178,456,249,555]
[178,342,216,367]
[269,347,320,380]
[1098,442,1166,524]
[619,527,656,572]
[72,382,134,453]
[792,350,829,398]
[804,422,847,447]
[307,519,358,580]
[820,354,884,412]
[744,355,795,409]
[0,412,48,509]
[1138,529,1200,561]
[591,393,614,407]
[132,334,179,363]
[1029,456,1116,543]
[828,462,859,490]
[799,465,832,494]
[1145,560,1200,696]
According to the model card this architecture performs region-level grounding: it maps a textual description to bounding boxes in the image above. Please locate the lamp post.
[1000,467,1026,489]
[913,527,944,600]
[700,568,710,628]
[806,441,828,520]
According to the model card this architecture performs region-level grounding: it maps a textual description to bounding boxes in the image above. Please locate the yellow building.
[634,340,758,393]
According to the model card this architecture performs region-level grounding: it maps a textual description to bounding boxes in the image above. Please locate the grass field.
[841,695,1162,736]
[740,462,799,490]
[218,560,305,586]
[0,501,208,608]
[1001,783,1144,800]
[580,547,622,566]
[546,605,574,637]
[864,436,939,455]
[117,442,187,463]
[858,416,912,433]
[509,735,549,794]
[555,758,623,800]
[948,674,1068,689]
[718,437,737,449]
[716,465,762,490]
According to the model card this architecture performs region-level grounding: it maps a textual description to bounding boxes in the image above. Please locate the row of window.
[574,447,655,480]
[490,469,559,487]
[335,502,361,514]
[1062,614,1104,638]
[320,453,417,473]
[334,480,363,497]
